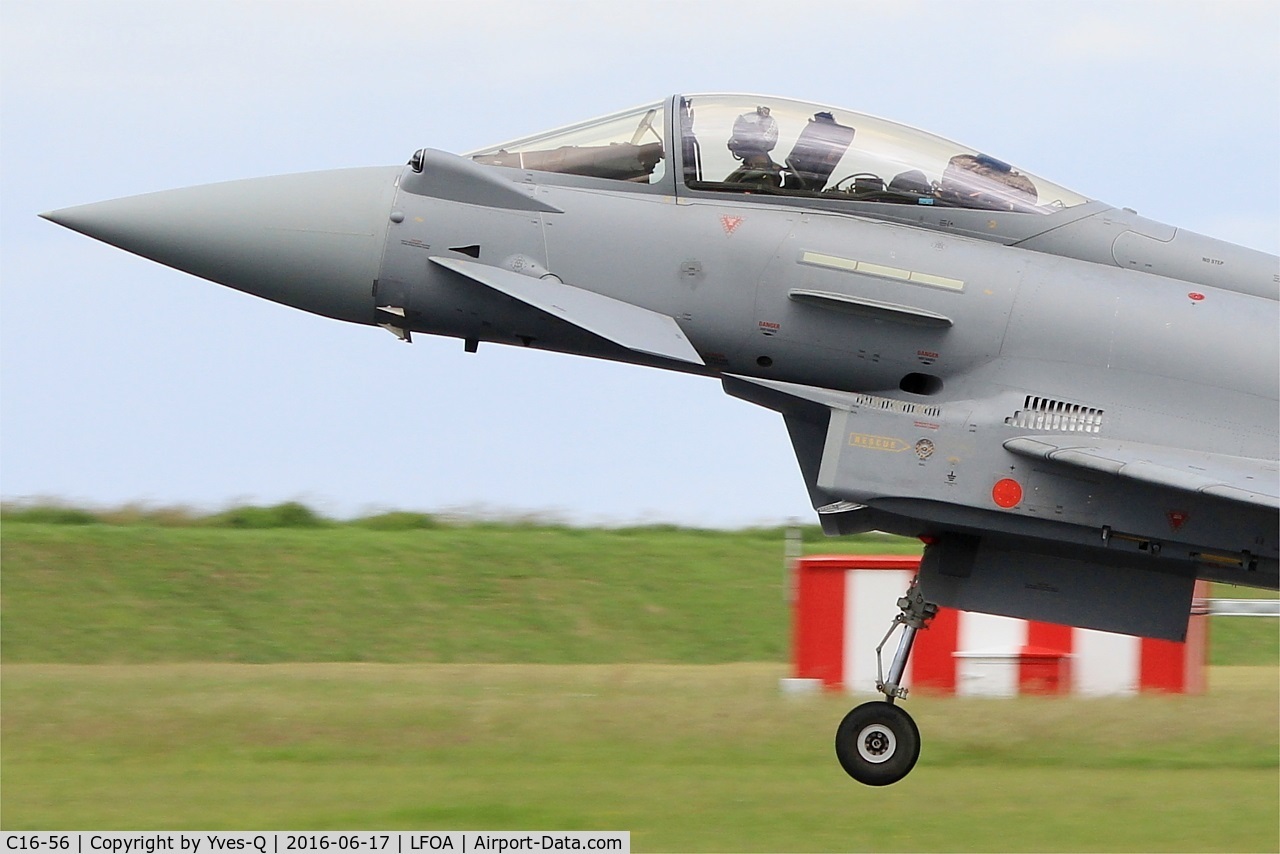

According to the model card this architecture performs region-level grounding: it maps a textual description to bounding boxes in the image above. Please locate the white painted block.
[844,569,913,695]
[1073,629,1140,696]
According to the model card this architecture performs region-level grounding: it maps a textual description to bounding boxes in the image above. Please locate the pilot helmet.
[728,106,778,160]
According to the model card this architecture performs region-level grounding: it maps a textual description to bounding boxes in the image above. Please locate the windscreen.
[468,102,666,185]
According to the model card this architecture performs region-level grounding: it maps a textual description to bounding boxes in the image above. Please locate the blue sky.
[2,0,1277,526]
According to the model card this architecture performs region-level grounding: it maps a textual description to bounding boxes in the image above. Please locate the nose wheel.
[834,576,936,786]
[835,701,920,786]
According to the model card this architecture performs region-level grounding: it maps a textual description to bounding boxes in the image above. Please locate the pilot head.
[728,106,778,162]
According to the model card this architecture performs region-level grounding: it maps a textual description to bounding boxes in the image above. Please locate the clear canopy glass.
[467,94,1089,213]
[470,101,667,184]
[680,95,1088,212]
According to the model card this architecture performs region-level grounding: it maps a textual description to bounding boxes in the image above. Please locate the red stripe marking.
[1018,622,1072,695]
[1018,648,1071,695]
[912,605,959,694]
[795,555,924,571]
[1139,635,1186,693]
[793,560,847,690]
[1027,621,1073,654]
[1139,580,1210,693]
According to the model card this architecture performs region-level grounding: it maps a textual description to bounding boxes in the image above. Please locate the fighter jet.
[42,93,1279,785]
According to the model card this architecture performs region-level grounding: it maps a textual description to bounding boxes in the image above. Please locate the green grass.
[2,516,1275,666]
[3,663,1276,850]
[0,520,914,664]
[2,510,1277,848]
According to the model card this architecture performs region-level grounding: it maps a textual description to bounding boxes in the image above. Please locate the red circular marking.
[1188,292,1205,301]
[992,478,1023,508]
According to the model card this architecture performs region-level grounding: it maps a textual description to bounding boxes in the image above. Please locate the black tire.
[834,701,921,786]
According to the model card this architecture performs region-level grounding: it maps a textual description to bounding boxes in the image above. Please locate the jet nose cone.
[42,166,402,324]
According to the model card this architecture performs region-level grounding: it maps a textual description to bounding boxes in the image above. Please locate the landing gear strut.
[835,577,937,786]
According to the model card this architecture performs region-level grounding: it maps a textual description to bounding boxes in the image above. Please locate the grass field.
[3,663,1277,851]
[0,519,915,664]
[2,511,1278,848]
[1,517,1273,666]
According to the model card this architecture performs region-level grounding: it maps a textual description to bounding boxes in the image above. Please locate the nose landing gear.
[834,577,937,786]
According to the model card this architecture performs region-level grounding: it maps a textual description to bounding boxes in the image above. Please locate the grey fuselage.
[384,154,1278,597]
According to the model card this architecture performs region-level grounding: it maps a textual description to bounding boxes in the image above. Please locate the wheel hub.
[856,723,897,764]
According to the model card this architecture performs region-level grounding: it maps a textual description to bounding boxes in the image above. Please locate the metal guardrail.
[1200,599,1280,617]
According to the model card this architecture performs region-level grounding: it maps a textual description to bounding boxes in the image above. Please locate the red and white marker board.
[792,555,1207,696]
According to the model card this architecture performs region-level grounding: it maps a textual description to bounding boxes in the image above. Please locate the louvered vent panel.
[1005,396,1104,433]
[851,393,942,419]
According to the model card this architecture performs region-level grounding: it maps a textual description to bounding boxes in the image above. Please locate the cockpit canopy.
[468,94,1089,214]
